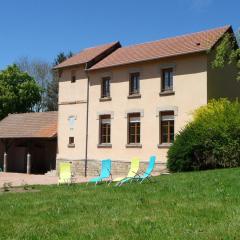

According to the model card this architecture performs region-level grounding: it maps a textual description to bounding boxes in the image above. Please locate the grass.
[1,168,240,240]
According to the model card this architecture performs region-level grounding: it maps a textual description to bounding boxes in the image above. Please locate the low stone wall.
[56,158,167,177]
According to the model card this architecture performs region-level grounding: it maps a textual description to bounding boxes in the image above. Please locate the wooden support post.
[27,153,31,174]
[3,152,7,172]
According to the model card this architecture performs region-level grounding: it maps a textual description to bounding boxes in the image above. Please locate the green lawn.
[1,168,240,240]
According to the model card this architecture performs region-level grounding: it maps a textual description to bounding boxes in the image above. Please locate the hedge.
[167,99,240,172]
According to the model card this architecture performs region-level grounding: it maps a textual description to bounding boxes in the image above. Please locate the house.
[54,25,239,176]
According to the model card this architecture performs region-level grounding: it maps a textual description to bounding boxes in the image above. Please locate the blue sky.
[0,0,239,69]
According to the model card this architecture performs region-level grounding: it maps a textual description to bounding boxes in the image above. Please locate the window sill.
[68,143,75,148]
[159,90,175,96]
[127,94,141,99]
[99,97,112,102]
[157,143,172,148]
[125,143,142,148]
[97,143,112,148]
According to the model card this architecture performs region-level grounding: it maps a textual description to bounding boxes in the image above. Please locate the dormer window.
[71,70,76,83]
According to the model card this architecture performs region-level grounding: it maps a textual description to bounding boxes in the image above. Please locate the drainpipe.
[84,65,90,177]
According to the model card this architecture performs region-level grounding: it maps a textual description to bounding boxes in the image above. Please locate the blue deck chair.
[135,156,156,183]
[88,159,112,185]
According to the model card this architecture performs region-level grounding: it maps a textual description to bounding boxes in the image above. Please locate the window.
[128,113,140,144]
[129,72,140,95]
[101,77,110,98]
[71,70,76,83]
[99,115,111,144]
[69,137,75,145]
[162,68,173,92]
[160,111,174,144]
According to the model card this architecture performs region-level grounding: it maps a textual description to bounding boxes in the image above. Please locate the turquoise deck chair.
[136,156,156,183]
[88,159,112,185]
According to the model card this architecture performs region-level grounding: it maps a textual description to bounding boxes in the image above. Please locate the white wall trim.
[97,111,114,119]
[125,109,144,118]
[156,106,178,117]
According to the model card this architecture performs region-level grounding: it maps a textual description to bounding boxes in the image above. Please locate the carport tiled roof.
[0,111,57,139]
[90,25,231,70]
[53,42,121,69]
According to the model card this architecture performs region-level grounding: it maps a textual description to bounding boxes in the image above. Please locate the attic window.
[196,42,201,46]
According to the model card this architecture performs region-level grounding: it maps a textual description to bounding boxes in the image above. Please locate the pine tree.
[45,52,73,111]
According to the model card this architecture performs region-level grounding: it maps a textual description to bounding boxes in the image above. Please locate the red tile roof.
[54,42,120,69]
[0,112,57,139]
[90,25,231,70]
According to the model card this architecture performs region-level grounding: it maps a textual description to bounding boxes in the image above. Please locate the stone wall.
[56,158,167,177]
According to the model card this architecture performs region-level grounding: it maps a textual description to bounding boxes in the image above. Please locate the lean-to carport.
[0,111,57,174]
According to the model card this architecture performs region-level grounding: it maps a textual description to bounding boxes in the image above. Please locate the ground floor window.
[99,115,111,144]
[160,111,174,143]
[128,113,141,144]
[69,137,74,144]
[68,136,75,148]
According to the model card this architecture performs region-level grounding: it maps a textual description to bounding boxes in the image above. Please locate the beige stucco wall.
[87,54,208,163]
[58,65,88,103]
[207,50,240,101]
[57,65,88,161]
[57,54,208,166]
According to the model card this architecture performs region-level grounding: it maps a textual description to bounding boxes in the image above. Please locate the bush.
[167,99,240,172]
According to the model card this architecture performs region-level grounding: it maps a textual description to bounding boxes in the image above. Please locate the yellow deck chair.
[113,157,140,186]
[58,162,72,184]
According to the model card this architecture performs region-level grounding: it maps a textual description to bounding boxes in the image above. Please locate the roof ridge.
[83,41,119,51]
[120,25,231,49]
[8,111,57,116]
[71,41,119,57]
[54,42,120,69]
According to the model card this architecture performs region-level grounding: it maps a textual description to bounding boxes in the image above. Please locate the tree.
[15,57,52,111]
[212,30,240,81]
[45,52,73,111]
[167,99,240,172]
[53,52,73,66]
[236,29,240,46]
[0,65,42,120]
